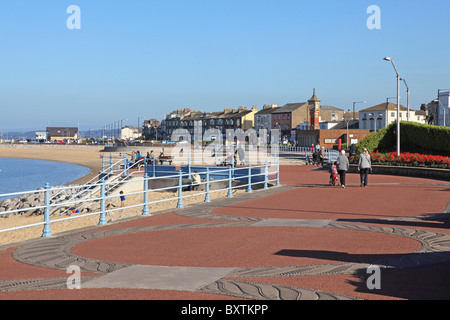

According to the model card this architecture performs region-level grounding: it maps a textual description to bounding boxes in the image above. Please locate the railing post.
[204,167,211,202]
[227,166,233,198]
[101,154,105,172]
[152,160,156,177]
[276,161,280,186]
[177,170,184,208]
[98,178,107,225]
[188,151,192,179]
[144,157,148,176]
[142,173,150,216]
[214,145,218,166]
[109,153,113,174]
[123,154,127,177]
[247,164,252,193]
[41,183,52,238]
[264,161,268,189]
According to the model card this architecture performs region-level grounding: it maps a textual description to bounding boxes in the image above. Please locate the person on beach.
[237,145,245,165]
[358,147,372,187]
[120,191,125,207]
[135,151,145,167]
[147,150,156,164]
[190,170,201,191]
[336,150,349,188]
[128,151,136,168]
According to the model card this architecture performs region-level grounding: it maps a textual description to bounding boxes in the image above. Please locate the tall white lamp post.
[400,78,410,121]
[384,57,401,156]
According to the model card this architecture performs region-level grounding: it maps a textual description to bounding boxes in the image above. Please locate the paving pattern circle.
[70,225,422,268]
[2,166,450,300]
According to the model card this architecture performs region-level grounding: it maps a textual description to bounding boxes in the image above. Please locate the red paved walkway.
[0,165,450,302]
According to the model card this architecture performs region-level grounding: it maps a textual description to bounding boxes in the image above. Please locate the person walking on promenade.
[358,147,372,187]
[336,150,349,188]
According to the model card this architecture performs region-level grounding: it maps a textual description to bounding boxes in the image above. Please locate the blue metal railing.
[0,162,279,242]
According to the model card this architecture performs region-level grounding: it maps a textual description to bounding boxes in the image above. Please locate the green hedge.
[355,123,395,154]
[356,122,450,156]
[400,122,450,155]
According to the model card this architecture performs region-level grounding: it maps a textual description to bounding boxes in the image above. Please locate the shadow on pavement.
[275,249,450,300]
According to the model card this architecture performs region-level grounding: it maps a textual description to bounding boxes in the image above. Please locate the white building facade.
[359,102,426,131]
[254,104,279,133]
[120,126,140,140]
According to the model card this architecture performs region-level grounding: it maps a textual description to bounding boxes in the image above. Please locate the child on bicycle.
[329,162,338,186]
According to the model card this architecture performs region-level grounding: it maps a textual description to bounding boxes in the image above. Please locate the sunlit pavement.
[1,165,450,301]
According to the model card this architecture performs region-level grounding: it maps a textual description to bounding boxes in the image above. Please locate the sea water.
[0,158,91,200]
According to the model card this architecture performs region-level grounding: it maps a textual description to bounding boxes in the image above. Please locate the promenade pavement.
[0,165,450,302]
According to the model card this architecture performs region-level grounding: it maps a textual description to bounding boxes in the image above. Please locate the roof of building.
[308,90,320,102]
[320,105,344,112]
[46,127,78,137]
[328,120,360,130]
[255,106,280,115]
[415,110,426,116]
[272,102,308,113]
[361,102,407,112]
[181,108,254,121]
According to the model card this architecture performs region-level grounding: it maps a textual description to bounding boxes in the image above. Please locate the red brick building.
[295,128,371,149]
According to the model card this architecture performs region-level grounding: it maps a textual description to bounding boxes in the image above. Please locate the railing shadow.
[275,249,450,300]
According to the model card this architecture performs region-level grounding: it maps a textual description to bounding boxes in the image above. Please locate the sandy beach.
[0,144,254,247]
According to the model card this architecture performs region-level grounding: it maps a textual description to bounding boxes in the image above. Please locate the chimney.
[263,104,277,110]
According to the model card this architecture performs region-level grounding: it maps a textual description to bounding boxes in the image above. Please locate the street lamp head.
[383,57,392,61]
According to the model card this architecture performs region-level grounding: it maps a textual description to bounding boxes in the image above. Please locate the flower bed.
[349,151,450,169]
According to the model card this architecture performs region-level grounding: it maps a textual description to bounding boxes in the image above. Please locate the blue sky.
[0,0,449,131]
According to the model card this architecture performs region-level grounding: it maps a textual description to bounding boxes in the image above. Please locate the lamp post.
[384,57,401,156]
[369,113,383,132]
[385,97,396,128]
[343,109,352,146]
[352,101,366,121]
[368,113,375,132]
[400,78,410,121]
